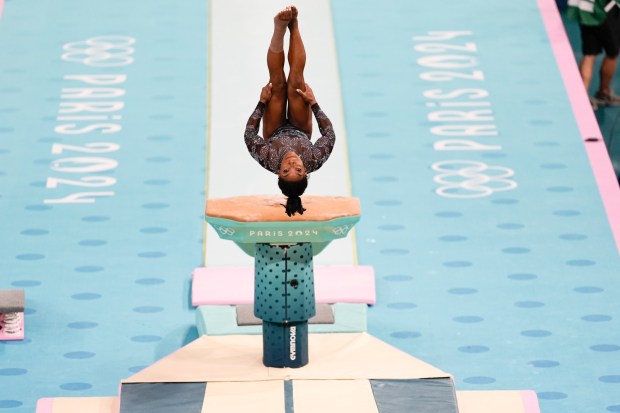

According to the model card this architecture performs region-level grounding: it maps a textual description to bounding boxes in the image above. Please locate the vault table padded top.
[205,195,360,222]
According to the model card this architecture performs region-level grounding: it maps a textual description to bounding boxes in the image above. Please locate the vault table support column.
[205,195,361,368]
[255,242,315,367]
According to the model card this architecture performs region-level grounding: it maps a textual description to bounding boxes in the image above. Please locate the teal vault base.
[254,243,315,368]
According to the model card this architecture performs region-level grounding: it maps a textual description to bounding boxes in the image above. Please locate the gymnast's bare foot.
[274,7,293,31]
[289,5,298,29]
[270,7,292,53]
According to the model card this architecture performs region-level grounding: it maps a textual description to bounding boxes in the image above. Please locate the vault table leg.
[254,243,315,368]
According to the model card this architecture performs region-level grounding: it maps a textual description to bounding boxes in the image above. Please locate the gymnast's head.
[278,151,307,183]
[278,174,308,217]
[277,151,308,216]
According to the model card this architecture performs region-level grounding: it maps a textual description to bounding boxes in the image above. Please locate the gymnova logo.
[432,160,517,198]
[62,36,136,67]
[289,326,297,361]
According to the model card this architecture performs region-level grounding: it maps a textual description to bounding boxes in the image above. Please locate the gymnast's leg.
[263,7,292,139]
[286,7,313,137]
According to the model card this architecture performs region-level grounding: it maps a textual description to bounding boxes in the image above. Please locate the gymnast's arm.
[311,103,335,147]
[296,84,336,170]
[244,81,272,143]
[244,100,273,171]
[245,84,272,162]
[308,102,336,171]
[244,101,266,144]
[295,83,334,143]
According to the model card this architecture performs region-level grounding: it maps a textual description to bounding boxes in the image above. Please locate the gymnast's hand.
[296,83,317,105]
[260,83,272,104]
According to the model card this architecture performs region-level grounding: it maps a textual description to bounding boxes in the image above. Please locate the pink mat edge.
[537,0,620,254]
[191,265,376,306]
[0,316,24,341]
[193,264,375,273]
[35,398,53,413]
[522,390,541,413]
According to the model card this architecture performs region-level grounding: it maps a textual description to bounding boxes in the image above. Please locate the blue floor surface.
[1,1,619,413]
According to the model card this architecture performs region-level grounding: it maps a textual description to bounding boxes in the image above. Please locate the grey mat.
[236,303,335,326]
[370,378,458,413]
[0,289,24,313]
[120,383,207,413]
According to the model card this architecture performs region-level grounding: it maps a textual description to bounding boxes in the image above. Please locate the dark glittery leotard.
[244,101,336,174]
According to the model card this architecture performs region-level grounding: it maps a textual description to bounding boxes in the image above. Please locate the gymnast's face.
[278,151,307,182]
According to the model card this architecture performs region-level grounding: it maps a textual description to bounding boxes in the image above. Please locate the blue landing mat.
[0,0,206,411]
[332,1,620,412]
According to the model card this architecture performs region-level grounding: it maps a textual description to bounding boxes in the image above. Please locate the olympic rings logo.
[216,226,236,236]
[62,36,136,67]
[432,160,517,198]
[332,225,353,236]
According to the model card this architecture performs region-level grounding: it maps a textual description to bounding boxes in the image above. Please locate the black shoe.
[592,91,620,107]
[590,96,599,110]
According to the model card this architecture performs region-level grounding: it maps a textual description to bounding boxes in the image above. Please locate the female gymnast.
[244,6,336,216]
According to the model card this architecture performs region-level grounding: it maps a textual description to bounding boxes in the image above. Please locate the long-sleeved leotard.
[244,102,336,174]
